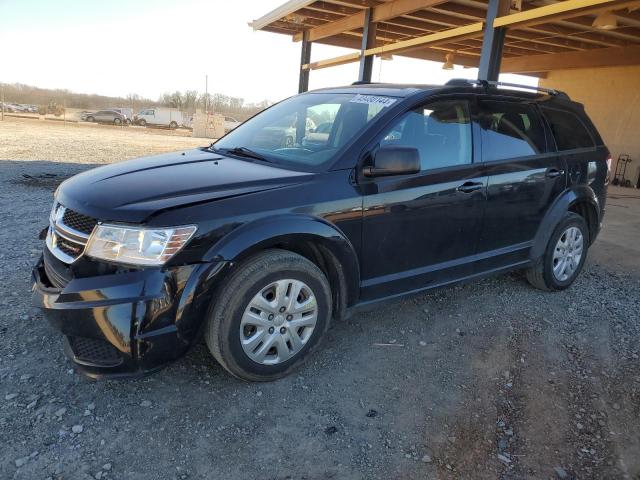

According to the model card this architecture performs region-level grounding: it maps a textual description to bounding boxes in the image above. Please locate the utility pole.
[205,74,208,114]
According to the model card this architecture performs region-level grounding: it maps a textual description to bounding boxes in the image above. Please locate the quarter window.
[479,101,547,161]
[380,100,472,171]
[541,107,595,151]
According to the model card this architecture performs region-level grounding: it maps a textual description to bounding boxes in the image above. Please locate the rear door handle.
[456,181,484,193]
[546,168,565,178]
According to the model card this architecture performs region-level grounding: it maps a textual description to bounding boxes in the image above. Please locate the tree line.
[157,91,273,120]
[1,83,273,120]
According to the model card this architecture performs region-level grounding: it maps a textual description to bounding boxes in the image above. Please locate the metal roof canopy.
[250,0,640,92]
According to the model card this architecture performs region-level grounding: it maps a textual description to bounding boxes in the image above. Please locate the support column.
[358,8,377,83]
[298,30,312,93]
[478,0,510,82]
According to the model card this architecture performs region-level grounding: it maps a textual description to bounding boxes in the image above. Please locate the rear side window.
[541,107,595,151]
[479,101,547,161]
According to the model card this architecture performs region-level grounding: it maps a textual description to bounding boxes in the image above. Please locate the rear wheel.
[169,121,178,129]
[86,116,94,122]
[113,118,122,125]
[204,250,332,381]
[526,212,589,291]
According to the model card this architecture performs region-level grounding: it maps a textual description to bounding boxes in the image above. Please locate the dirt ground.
[0,117,207,164]
[0,118,639,480]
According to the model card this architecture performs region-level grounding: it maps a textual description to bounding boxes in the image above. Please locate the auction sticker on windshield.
[349,94,397,108]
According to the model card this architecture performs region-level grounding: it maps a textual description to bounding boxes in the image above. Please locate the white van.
[135,108,183,129]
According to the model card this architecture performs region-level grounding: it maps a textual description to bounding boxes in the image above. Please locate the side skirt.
[346,259,532,316]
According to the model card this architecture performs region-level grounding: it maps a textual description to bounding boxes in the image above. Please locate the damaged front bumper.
[32,254,228,378]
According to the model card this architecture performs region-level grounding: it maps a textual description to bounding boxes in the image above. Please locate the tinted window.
[479,101,547,161]
[541,107,595,151]
[380,100,472,171]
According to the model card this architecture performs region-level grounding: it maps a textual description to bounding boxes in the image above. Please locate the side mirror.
[363,146,421,177]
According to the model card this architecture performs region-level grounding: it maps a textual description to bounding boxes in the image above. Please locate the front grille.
[67,336,123,367]
[62,209,98,235]
[47,203,96,264]
[57,237,84,258]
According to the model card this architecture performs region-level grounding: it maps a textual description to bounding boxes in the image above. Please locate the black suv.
[32,80,609,381]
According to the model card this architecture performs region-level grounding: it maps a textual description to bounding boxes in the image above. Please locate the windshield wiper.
[218,146,271,162]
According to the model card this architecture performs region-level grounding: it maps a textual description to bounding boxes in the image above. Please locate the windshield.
[212,92,396,171]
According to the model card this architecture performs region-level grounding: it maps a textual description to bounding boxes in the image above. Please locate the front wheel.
[526,212,589,291]
[138,119,146,127]
[169,121,178,129]
[113,118,122,125]
[204,250,332,381]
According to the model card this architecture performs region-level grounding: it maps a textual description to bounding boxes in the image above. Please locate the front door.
[474,98,567,269]
[360,98,487,301]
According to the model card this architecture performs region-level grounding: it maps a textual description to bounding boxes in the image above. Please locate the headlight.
[85,224,197,266]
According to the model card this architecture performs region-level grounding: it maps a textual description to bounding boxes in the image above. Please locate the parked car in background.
[303,121,332,147]
[82,110,127,125]
[135,108,183,129]
[107,108,133,124]
[253,116,316,149]
[224,116,241,132]
[32,80,609,381]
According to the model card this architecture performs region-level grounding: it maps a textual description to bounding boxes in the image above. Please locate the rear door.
[475,98,566,269]
[360,97,488,301]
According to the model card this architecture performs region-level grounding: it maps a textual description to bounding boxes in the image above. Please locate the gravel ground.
[1,120,639,479]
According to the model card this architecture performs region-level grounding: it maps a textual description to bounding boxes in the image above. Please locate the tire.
[204,249,332,381]
[138,119,146,127]
[86,116,94,122]
[526,212,589,291]
[113,118,122,125]
[124,119,131,126]
[169,121,178,129]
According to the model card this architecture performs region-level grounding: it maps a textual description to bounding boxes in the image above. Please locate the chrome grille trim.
[46,204,96,264]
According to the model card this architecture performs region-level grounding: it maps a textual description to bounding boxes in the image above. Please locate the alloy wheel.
[552,226,584,282]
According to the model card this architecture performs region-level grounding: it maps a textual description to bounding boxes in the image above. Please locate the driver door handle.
[456,181,484,193]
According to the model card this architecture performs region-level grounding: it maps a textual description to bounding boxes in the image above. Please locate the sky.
[0,0,537,103]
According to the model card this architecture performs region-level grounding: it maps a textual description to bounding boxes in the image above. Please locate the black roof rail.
[445,78,569,99]
[351,81,381,85]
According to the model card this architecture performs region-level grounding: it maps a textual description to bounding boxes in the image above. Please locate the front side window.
[213,93,394,171]
[479,101,547,162]
[379,100,472,171]
[541,107,595,151]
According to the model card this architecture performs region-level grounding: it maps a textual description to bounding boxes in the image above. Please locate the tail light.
[606,154,612,181]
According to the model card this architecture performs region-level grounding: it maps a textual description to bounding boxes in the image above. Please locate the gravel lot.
[1,119,639,480]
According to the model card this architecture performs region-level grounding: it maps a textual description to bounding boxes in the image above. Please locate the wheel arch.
[204,214,360,319]
[531,186,600,261]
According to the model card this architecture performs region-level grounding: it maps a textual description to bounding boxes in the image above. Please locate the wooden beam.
[494,0,640,29]
[250,0,316,31]
[364,21,484,56]
[302,52,361,70]
[501,45,640,73]
[429,3,638,48]
[294,0,449,42]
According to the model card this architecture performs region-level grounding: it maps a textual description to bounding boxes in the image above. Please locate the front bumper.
[32,255,228,378]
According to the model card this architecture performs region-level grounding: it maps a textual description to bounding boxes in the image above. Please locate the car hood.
[56,148,312,223]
